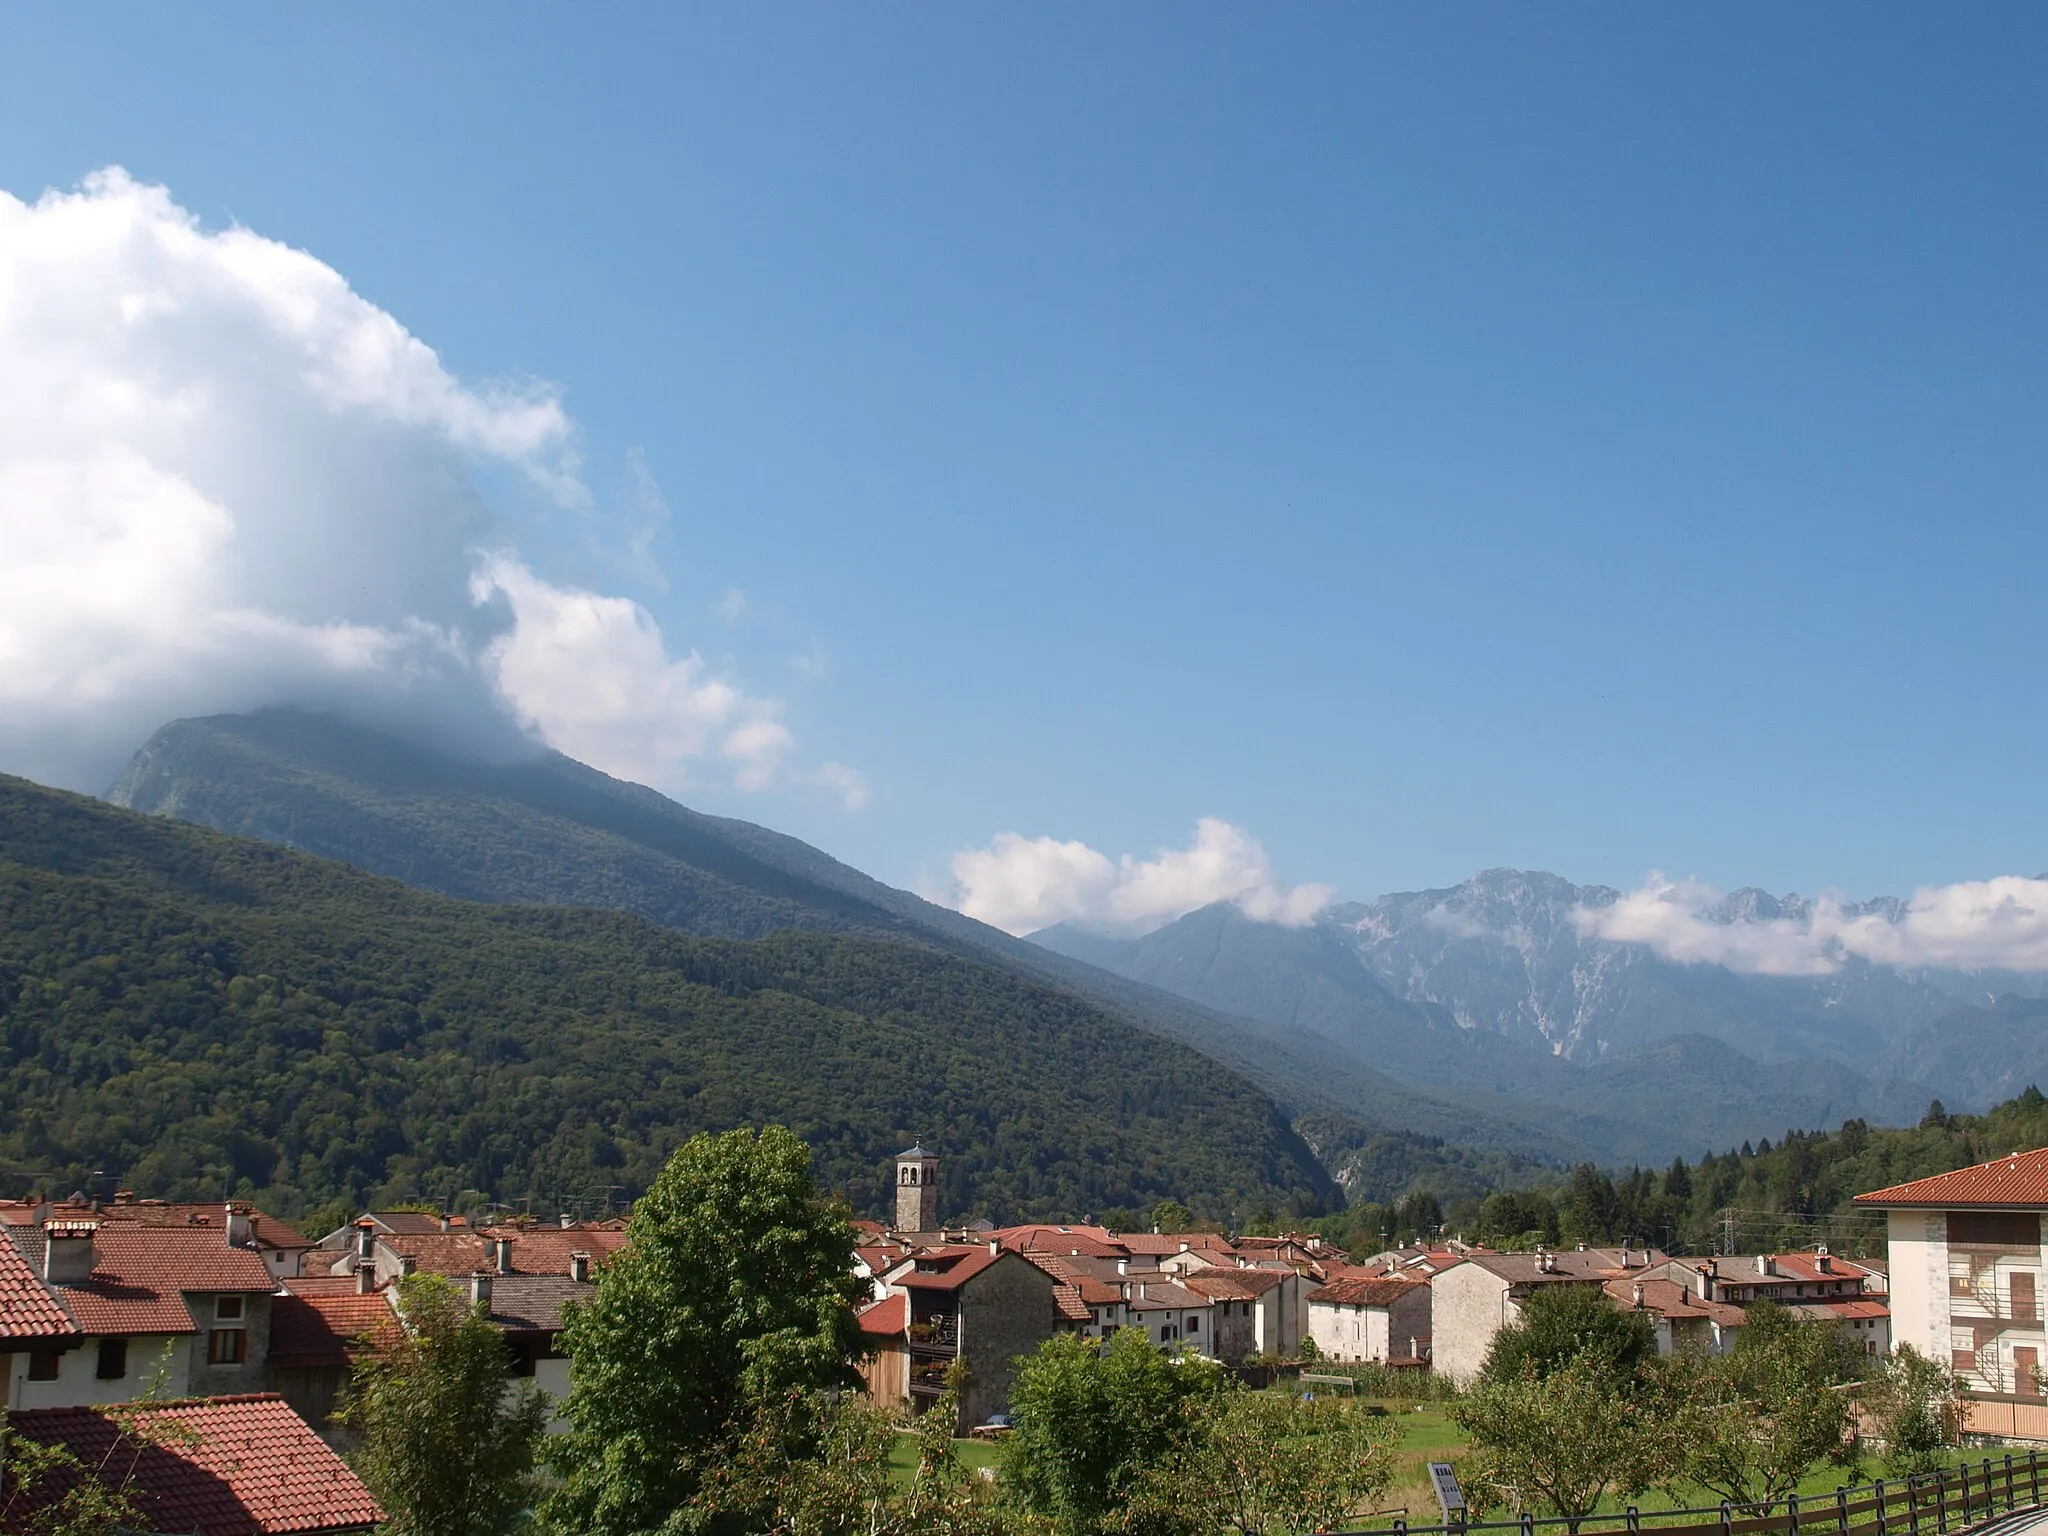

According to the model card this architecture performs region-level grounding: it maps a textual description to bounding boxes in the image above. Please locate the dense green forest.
[1308,1090,2048,1258]
[0,777,1337,1223]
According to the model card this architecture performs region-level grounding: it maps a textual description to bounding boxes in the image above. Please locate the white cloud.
[715,587,748,622]
[939,817,1336,936]
[472,555,789,794]
[0,168,848,805]
[1576,873,2048,976]
[808,762,872,812]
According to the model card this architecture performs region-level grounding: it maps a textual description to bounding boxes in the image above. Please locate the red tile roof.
[1306,1276,1427,1307]
[1,1394,382,1535]
[0,1232,77,1341]
[858,1293,908,1337]
[896,1247,1006,1292]
[1604,1277,1748,1328]
[1855,1150,2048,1209]
[1051,1284,1091,1323]
[1820,1299,1891,1321]
[1023,1254,1126,1306]
[996,1224,1127,1259]
[41,1201,313,1251]
[1182,1269,1286,1301]
[1116,1232,1235,1257]
[9,1223,278,1335]
[267,1290,400,1371]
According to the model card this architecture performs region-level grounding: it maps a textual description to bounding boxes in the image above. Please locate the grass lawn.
[884,1430,1005,1491]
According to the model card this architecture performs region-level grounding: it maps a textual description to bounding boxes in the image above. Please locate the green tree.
[1861,1344,1964,1478]
[1149,1200,1194,1233]
[1454,1353,1674,1528]
[0,1429,150,1536]
[542,1126,867,1536]
[1479,1283,1657,1386]
[1125,1389,1394,1536]
[1004,1329,1224,1536]
[695,1365,1002,1536]
[343,1272,547,1536]
[1669,1303,1855,1505]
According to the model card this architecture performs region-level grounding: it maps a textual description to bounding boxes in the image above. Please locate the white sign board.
[1429,1463,1465,1514]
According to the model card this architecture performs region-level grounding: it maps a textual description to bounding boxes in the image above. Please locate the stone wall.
[958,1254,1061,1434]
[1429,1265,1508,1386]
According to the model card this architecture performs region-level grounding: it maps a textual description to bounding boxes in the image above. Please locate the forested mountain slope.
[0,776,1338,1222]
[105,711,1608,1170]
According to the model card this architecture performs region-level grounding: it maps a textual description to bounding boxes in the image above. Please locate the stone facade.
[895,1148,941,1234]
[955,1253,1061,1433]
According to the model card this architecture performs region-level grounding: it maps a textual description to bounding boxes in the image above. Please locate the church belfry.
[894,1145,940,1233]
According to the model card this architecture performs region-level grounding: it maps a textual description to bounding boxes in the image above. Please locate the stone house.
[1641,1252,1889,1359]
[887,1243,1064,1432]
[1303,1275,1430,1364]
[1182,1268,1298,1361]
[1428,1249,1659,1386]
[3,1219,280,1409]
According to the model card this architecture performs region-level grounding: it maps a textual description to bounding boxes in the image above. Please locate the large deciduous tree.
[1454,1353,1673,1527]
[541,1126,867,1536]
[343,1272,548,1536]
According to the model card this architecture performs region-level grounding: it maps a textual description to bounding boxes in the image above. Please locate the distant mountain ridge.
[1034,863,2048,1150]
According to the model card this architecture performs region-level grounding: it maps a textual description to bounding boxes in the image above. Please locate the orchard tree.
[1004,1329,1223,1536]
[343,1272,547,1536]
[542,1126,868,1536]
[1862,1344,1964,1477]
[1480,1282,1658,1386]
[1454,1353,1674,1527]
[1670,1302,1855,1505]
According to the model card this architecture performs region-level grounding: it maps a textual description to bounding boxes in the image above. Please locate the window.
[96,1338,127,1380]
[208,1328,247,1365]
[1954,1349,1978,1373]
[28,1349,61,1381]
[1187,1315,1199,1333]
[215,1295,245,1321]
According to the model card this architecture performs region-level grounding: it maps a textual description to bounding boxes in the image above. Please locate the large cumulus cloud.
[0,168,857,805]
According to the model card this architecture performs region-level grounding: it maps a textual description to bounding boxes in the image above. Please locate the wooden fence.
[1355,1450,2048,1536]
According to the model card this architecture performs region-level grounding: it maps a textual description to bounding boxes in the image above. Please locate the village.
[6,1137,2046,1534]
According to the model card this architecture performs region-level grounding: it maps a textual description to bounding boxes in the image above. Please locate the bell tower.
[894,1145,940,1233]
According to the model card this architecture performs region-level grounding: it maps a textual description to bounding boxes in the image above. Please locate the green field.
[884,1431,1006,1491]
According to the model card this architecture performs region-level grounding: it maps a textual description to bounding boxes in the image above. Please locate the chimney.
[355,1219,376,1266]
[1755,1254,1774,1276]
[1695,1264,1714,1302]
[42,1220,98,1284]
[1179,1242,1189,1254]
[1620,1242,1632,1267]
[1137,1282,1147,1300]
[1632,1282,1646,1310]
[1117,1259,1129,1276]
[399,1254,418,1276]
[570,1250,591,1284]
[1816,1246,1832,1274]
[439,1213,451,1233]
[560,1213,574,1229]
[470,1270,494,1310]
[494,1236,513,1275]
[357,1264,376,1296]
[224,1203,253,1248]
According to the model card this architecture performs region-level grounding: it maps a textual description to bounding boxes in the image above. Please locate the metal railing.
[1354,1451,2047,1536]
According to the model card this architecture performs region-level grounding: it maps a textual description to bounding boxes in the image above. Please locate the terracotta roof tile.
[1855,1150,2048,1208]
[1051,1284,1091,1323]
[267,1291,400,1371]
[896,1247,1006,1291]
[39,1201,313,1251]
[1603,1277,1747,1327]
[9,1226,276,1336]
[1022,1254,1125,1305]
[1182,1270,1286,1301]
[2,1394,382,1535]
[1306,1276,1427,1307]
[859,1293,909,1336]
[0,1232,76,1340]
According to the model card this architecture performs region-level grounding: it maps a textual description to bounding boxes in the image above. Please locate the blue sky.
[3,5,2044,925]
